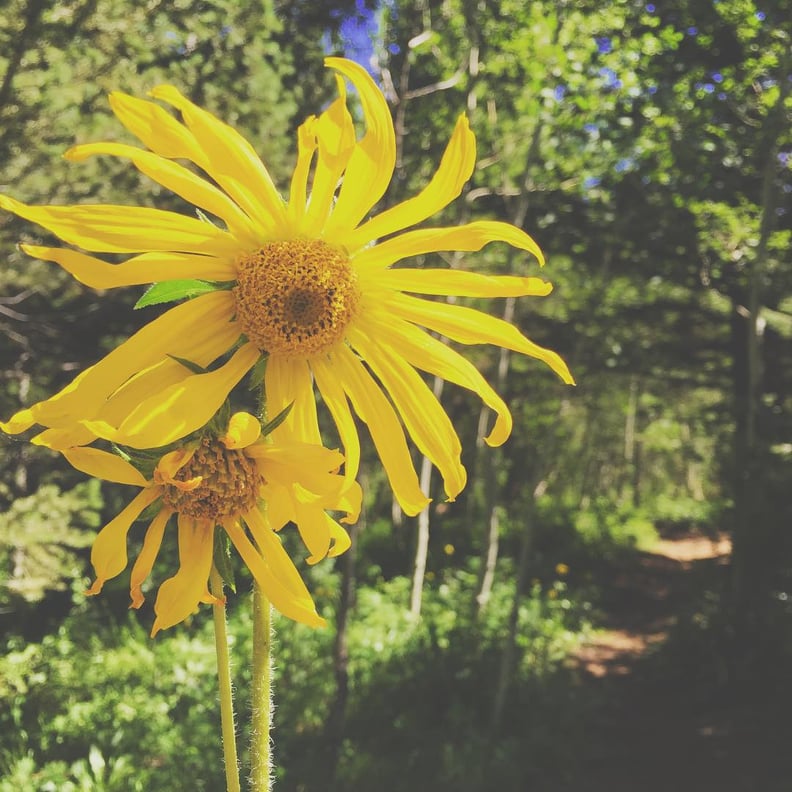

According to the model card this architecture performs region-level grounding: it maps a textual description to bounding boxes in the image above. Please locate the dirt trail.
[575,533,731,678]
[567,532,792,792]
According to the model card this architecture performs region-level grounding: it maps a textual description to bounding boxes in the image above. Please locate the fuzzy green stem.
[210,566,241,792]
[251,581,273,791]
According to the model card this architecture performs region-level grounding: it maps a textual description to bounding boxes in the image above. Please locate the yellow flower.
[0,57,573,515]
[60,412,360,634]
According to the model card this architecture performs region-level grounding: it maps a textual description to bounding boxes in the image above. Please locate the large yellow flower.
[61,412,359,634]
[0,57,573,515]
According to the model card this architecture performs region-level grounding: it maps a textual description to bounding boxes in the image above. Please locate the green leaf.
[167,355,209,375]
[134,280,219,309]
[261,402,293,436]
[247,353,269,392]
[136,497,165,524]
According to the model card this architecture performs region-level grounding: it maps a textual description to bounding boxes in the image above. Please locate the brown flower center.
[233,240,360,356]
[161,437,261,521]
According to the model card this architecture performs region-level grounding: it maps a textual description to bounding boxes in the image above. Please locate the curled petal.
[303,80,356,233]
[226,513,325,627]
[87,488,160,596]
[346,113,475,251]
[354,220,545,270]
[324,57,397,234]
[333,344,429,516]
[348,326,466,501]
[359,312,513,446]
[153,448,199,490]
[130,508,172,608]
[151,515,218,636]
[386,292,575,385]
[220,412,261,449]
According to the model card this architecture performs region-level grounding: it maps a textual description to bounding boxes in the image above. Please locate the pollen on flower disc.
[161,437,261,520]
[233,240,360,356]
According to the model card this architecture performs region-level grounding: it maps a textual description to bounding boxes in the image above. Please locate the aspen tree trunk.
[410,375,445,617]
[475,300,514,614]
[730,67,787,613]
[623,378,642,507]
[489,479,547,735]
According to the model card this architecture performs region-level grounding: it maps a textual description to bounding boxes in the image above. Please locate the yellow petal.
[333,344,429,516]
[353,220,545,270]
[0,195,240,257]
[17,290,237,433]
[226,513,325,627]
[303,82,356,233]
[260,480,291,531]
[0,407,35,434]
[220,412,261,449]
[292,497,334,563]
[247,441,345,478]
[287,116,318,229]
[250,441,360,524]
[149,85,287,234]
[130,508,171,608]
[66,142,259,244]
[324,58,397,234]
[21,245,236,290]
[264,356,322,445]
[109,91,210,165]
[309,356,362,518]
[348,325,466,500]
[151,515,217,636]
[31,425,100,450]
[62,446,148,486]
[359,311,512,446]
[99,358,223,431]
[346,114,476,250]
[386,292,575,385]
[327,516,352,557]
[374,268,554,298]
[153,448,197,489]
[87,487,160,596]
[86,343,260,449]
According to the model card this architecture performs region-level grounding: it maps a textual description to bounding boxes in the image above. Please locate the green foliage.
[0,568,589,791]
[0,613,225,791]
[0,481,101,606]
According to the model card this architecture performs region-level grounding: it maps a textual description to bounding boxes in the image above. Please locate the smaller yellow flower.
[59,412,360,634]
[555,562,569,577]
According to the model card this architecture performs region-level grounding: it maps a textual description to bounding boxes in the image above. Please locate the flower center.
[233,240,360,356]
[161,437,261,521]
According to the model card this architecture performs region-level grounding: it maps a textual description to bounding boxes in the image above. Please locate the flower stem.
[210,566,241,792]
[251,581,273,791]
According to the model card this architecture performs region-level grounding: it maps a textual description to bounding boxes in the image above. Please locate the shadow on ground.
[563,529,792,792]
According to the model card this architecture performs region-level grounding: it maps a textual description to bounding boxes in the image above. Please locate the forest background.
[0,0,790,790]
